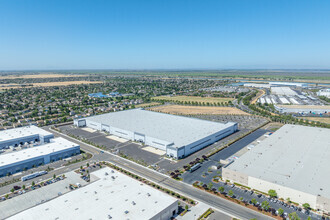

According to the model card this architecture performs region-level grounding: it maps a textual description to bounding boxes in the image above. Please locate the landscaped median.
[197,208,214,220]
[103,161,197,206]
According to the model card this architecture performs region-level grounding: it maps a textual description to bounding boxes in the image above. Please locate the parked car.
[13,185,21,190]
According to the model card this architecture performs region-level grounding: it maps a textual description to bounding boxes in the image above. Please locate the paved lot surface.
[182,129,268,185]
[118,143,163,165]
[0,171,90,219]
[209,209,232,220]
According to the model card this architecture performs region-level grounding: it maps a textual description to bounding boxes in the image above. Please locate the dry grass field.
[0,81,103,89]
[135,102,161,108]
[299,117,330,124]
[0,74,85,79]
[150,105,249,115]
[151,95,233,104]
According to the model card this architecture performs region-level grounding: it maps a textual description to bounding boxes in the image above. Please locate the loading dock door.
[134,132,145,143]
[78,119,86,127]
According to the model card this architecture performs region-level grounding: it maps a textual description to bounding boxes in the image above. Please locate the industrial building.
[222,125,330,213]
[8,167,178,220]
[0,137,80,177]
[317,89,330,98]
[74,109,238,159]
[275,105,330,114]
[0,125,54,150]
[269,81,308,87]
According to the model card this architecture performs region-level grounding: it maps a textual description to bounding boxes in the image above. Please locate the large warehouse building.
[0,137,80,177]
[222,125,330,213]
[8,167,178,220]
[0,125,54,150]
[74,109,237,159]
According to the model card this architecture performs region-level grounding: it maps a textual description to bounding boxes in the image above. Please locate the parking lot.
[59,125,164,167]
[181,129,268,184]
[196,180,321,220]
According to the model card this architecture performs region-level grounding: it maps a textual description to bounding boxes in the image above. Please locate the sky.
[0,0,330,70]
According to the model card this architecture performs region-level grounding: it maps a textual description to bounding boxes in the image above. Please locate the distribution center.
[222,124,330,213]
[74,109,238,159]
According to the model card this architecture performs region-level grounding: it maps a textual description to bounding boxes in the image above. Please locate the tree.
[307,217,311,220]
[86,163,90,167]
[288,212,300,220]
[251,198,257,205]
[22,185,25,190]
[268,189,277,198]
[261,201,270,211]
[32,181,35,186]
[302,203,310,210]
[185,205,188,210]
[278,208,284,216]
[5,194,9,199]
[207,182,213,190]
[10,188,14,193]
[218,186,225,193]
[53,174,56,179]
[228,190,234,197]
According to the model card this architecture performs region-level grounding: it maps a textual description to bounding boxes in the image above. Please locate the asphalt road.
[44,126,273,220]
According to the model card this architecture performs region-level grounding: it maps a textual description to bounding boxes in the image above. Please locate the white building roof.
[0,125,53,143]
[271,87,297,96]
[84,109,236,148]
[227,125,330,198]
[0,137,79,168]
[9,167,178,220]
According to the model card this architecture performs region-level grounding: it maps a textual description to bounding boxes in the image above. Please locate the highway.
[46,126,274,220]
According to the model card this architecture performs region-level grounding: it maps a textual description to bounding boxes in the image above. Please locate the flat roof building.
[222,125,330,213]
[0,125,54,149]
[0,137,80,177]
[74,109,237,159]
[8,167,178,220]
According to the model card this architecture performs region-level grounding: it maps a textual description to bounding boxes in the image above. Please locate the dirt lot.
[0,74,85,79]
[0,81,103,89]
[150,105,249,115]
[299,117,330,124]
[151,95,233,104]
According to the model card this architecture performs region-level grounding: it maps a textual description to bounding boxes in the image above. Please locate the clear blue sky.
[1,0,330,70]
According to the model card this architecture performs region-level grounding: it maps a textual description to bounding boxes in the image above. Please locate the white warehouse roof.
[0,137,79,168]
[226,124,330,198]
[9,167,178,220]
[83,109,236,148]
[0,125,53,143]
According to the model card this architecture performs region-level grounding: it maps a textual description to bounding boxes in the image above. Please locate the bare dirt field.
[299,117,330,124]
[0,81,103,89]
[0,74,85,79]
[151,95,233,104]
[150,105,249,115]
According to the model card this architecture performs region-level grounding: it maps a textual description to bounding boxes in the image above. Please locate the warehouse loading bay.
[58,115,267,174]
